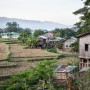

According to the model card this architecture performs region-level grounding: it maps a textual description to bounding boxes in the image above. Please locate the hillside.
[0,17,71,30]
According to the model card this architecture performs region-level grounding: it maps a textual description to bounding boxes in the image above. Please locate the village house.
[36,32,64,48]
[54,64,78,89]
[54,64,78,80]
[36,35,48,48]
[36,32,53,48]
[77,32,90,72]
[63,37,77,49]
[1,32,19,39]
[36,32,54,48]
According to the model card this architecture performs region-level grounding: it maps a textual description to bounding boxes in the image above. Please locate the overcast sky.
[0,0,83,25]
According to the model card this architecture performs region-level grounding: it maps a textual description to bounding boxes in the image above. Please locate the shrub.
[46,49,57,53]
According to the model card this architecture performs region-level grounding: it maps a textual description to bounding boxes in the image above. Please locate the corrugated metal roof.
[54,64,78,73]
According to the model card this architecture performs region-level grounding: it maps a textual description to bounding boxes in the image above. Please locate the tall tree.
[26,36,37,48]
[34,29,45,37]
[6,22,19,32]
[73,0,90,35]
[53,28,76,39]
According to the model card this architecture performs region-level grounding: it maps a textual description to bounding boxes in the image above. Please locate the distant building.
[63,37,77,49]
[77,32,90,72]
[1,32,19,39]
[54,64,78,80]
[36,32,64,48]
[36,35,48,48]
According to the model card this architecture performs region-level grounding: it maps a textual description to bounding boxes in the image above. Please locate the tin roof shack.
[36,31,64,48]
[54,65,78,80]
[77,32,90,73]
[36,32,54,48]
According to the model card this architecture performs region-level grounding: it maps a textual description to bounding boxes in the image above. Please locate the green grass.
[9,56,58,62]
[46,48,58,53]
[57,53,78,59]
[56,53,79,66]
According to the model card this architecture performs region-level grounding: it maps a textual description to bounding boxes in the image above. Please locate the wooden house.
[36,35,48,48]
[36,32,64,48]
[77,32,90,72]
[54,64,78,80]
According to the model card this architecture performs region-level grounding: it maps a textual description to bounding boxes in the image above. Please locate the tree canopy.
[53,28,76,39]
[34,29,45,37]
[18,28,32,44]
[26,36,37,48]
[6,22,20,32]
[73,0,90,35]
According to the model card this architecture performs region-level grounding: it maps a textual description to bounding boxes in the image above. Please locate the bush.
[46,49,57,53]
[70,41,79,52]
[7,83,25,90]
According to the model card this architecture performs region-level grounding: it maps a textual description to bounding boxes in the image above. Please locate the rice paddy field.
[0,39,59,77]
[0,43,10,61]
[0,62,35,76]
[0,39,79,80]
[9,44,58,58]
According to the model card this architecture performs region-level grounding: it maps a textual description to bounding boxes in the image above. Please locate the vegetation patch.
[0,75,12,81]
[46,48,58,53]
[0,43,10,61]
[56,54,79,66]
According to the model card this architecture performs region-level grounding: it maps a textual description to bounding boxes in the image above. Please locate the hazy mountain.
[0,17,72,30]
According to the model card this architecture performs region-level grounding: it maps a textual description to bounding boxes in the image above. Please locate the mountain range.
[0,17,72,30]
